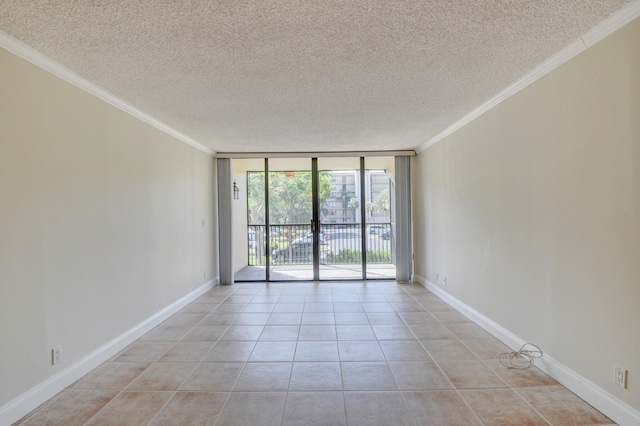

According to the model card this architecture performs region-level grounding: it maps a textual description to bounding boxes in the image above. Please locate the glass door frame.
[311,157,320,280]
[313,157,369,281]
[250,156,388,282]
[266,157,368,281]
[265,158,320,281]
[265,157,315,281]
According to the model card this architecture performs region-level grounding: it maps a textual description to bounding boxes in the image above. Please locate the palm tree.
[340,189,356,222]
[348,197,359,222]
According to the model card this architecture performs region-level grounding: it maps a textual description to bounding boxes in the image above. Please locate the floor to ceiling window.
[230,156,400,282]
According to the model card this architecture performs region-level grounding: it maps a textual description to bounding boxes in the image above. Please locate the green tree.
[347,197,359,221]
[339,188,361,222]
[247,171,333,224]
[247,172,266,224]
[369,188,390,214]
[269,172,312,224]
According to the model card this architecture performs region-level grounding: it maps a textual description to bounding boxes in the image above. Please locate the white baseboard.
[0,279,216,426]
[413,274,640,426]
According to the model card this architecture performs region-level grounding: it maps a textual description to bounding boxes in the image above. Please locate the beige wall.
[413,18,640,410]
[0,48,216,407]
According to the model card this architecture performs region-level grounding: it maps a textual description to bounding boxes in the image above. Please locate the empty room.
[1,1,639,425]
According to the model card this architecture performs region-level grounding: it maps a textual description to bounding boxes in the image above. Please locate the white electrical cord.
[499,343,543,370]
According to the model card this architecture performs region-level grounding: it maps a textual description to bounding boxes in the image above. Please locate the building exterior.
[322,170,391,224]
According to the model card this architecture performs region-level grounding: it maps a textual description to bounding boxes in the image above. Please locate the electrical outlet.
[52,346,62,365]
[443,277,447,286]
[614,365,627,388]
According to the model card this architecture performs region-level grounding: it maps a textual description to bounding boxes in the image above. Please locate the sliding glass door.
[317,157,364,280]
[267,158,314,281]
[235,156,397,282]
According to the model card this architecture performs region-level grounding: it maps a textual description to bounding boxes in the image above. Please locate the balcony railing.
[248,223,392,266]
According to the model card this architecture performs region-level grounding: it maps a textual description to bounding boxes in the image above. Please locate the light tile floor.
[16,281,615,425]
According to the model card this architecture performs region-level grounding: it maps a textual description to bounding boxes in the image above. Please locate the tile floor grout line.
[454,387,488,426]
[78,386,125,425]
[79,337,179,424]
[382,293,420,426]
[280,341,297,426]
[212,339,254,426]
[147,354,204,423]
[398,286,459,391]
[510,385,555,426]
[341,390,350,426]
[397,284,462,426]
[399,283,489,425]
[211,386,234,426]
[179,284,242,426]
[144,390,178,425]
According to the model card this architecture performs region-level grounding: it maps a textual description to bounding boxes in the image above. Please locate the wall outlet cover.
[614,365,627,389]
[52,346,62,365]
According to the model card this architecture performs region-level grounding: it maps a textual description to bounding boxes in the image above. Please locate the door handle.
[310,220,315,232]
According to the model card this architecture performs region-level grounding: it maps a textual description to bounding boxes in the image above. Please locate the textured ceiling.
[0,1,632,153]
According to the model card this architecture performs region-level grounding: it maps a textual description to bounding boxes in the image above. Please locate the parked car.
[272,241,326,263]
[292,231,325,244]
[369,225,385,234]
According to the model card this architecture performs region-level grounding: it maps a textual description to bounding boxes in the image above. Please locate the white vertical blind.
[217,158,234,284]
[395,156,412,282]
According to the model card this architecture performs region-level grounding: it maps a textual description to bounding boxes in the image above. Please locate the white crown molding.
[416,0,640,153]
[0,279,216,426]
[582,0,640,47]
[413,274,640,426]
[216,150,416,158]
[0,31,216,157]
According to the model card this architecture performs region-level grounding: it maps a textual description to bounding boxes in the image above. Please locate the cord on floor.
[499,343,542,370]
